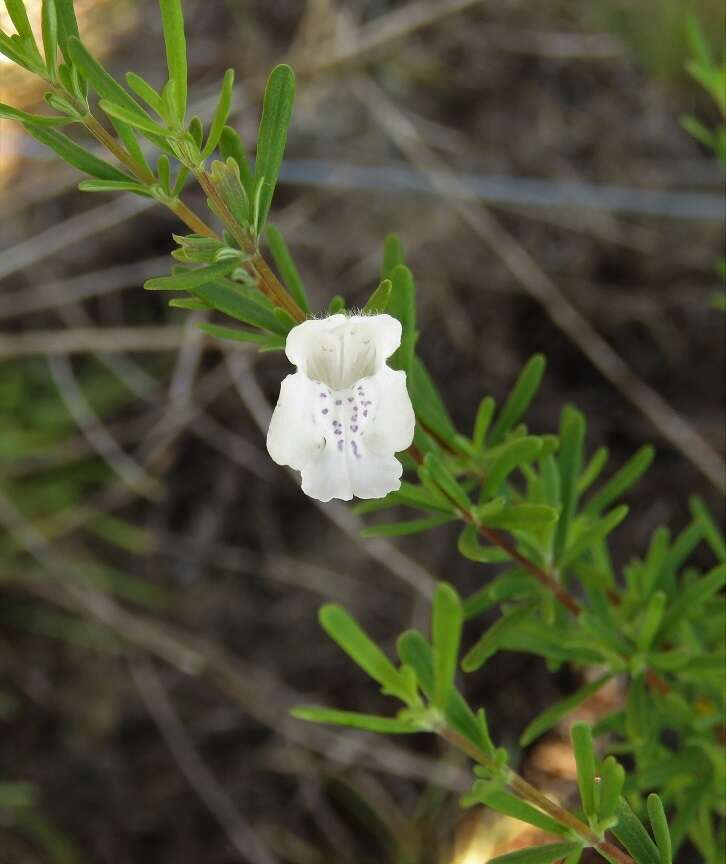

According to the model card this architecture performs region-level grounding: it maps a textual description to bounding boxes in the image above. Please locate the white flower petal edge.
[266,313,415,502]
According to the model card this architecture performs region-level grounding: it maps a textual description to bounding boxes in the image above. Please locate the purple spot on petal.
[334,429,342,436]
[351,425,358,432]
[363,411,368,417]
[320,393,327,398]
[335,400,342,406]
[337,439,344,451]
[322,409,328,415]
[347,397,354,402]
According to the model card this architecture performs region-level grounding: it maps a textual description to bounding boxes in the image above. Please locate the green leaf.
[0,102,71,127]
[483,436,543,497]
[202,68,234,158]
[612,798,661,864]
[158,0,187,123]
[381,233,405,279]
[636,591,666,650]
[689,496,725,561]
[458,524,510,564]
[41,0,58,77]
[586,446,654,515]
[157,153,171,192]
[78,178,152,196]
[467,784,569,836]
[5,0,35,41]
[473,396,495,450]
[272,306,297,332]
[219,125,255,204]
[197,323,285,350]
[647,794,672,864]
[126,71,165,116]
[22,124,131,181]
[386,264,417,373]
[99,99,165,136]
[210,157,249,228]
[423,452,470,513]
[193,281,286,333]
[480,504,558,531]
[520,674,612,747]
[254,63,295,233]
[599,755,625,823]
[432,583,462,707]
[571,722,596,819]
[463,571,537,620]
[67,37,151,124]
[625,674,650,743]
[680,114,715,149]
[409,355,459,445]
[319,605,414,705]
[462,603,536,672]
[169,298,210,310]
[290,706,422,734]
[55,0,80,60]
[363,278,392,315]
[561,506,629,567]
[0,30,41,71]
[686,16,713,66]
[355,481,453,516]
[108,114,152,176]
[489,354,546,446]
[360,514,454,538]
[577,447,609,494]
[144,260,238,292]
[397,630,492,754]
[327,294,345,314]
[265,224,310,312]
[554,406,584,561]
[488,842,581,864]
[657,563,725,636]
[397,630,435,695]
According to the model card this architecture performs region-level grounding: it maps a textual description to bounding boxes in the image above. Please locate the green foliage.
[253,64,295,235]
[158,0,188,123]
[1,2,722,861]
[487,843,581,864]
[520,675,612,746]
[432,583,462,707]
[23,125,130,181]
[362,278,392,315]
[612,798,662,864]
[265,224,310,312]
[202,68,234,157]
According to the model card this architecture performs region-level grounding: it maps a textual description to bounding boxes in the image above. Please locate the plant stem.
[82,114,218,240]
[83,114,155,185]
[252,253,306,323]
[170,199,219,239]
[440,726,635,864]
[474,521,582,615]
[193,168,306,321]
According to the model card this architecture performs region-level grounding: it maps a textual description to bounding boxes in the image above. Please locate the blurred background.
[0,1,724,862]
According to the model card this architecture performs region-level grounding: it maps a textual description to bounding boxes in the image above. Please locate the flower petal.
[364,366,416,455]
[285,315,346,369]
[266,372,324,471]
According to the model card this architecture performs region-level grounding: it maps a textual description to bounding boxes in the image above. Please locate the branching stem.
[440,726,635,864]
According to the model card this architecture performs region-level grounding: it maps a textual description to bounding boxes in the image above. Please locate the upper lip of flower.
[285,313,403,390]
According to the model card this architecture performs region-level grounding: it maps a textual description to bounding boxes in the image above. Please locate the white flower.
[266,313,416,502]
